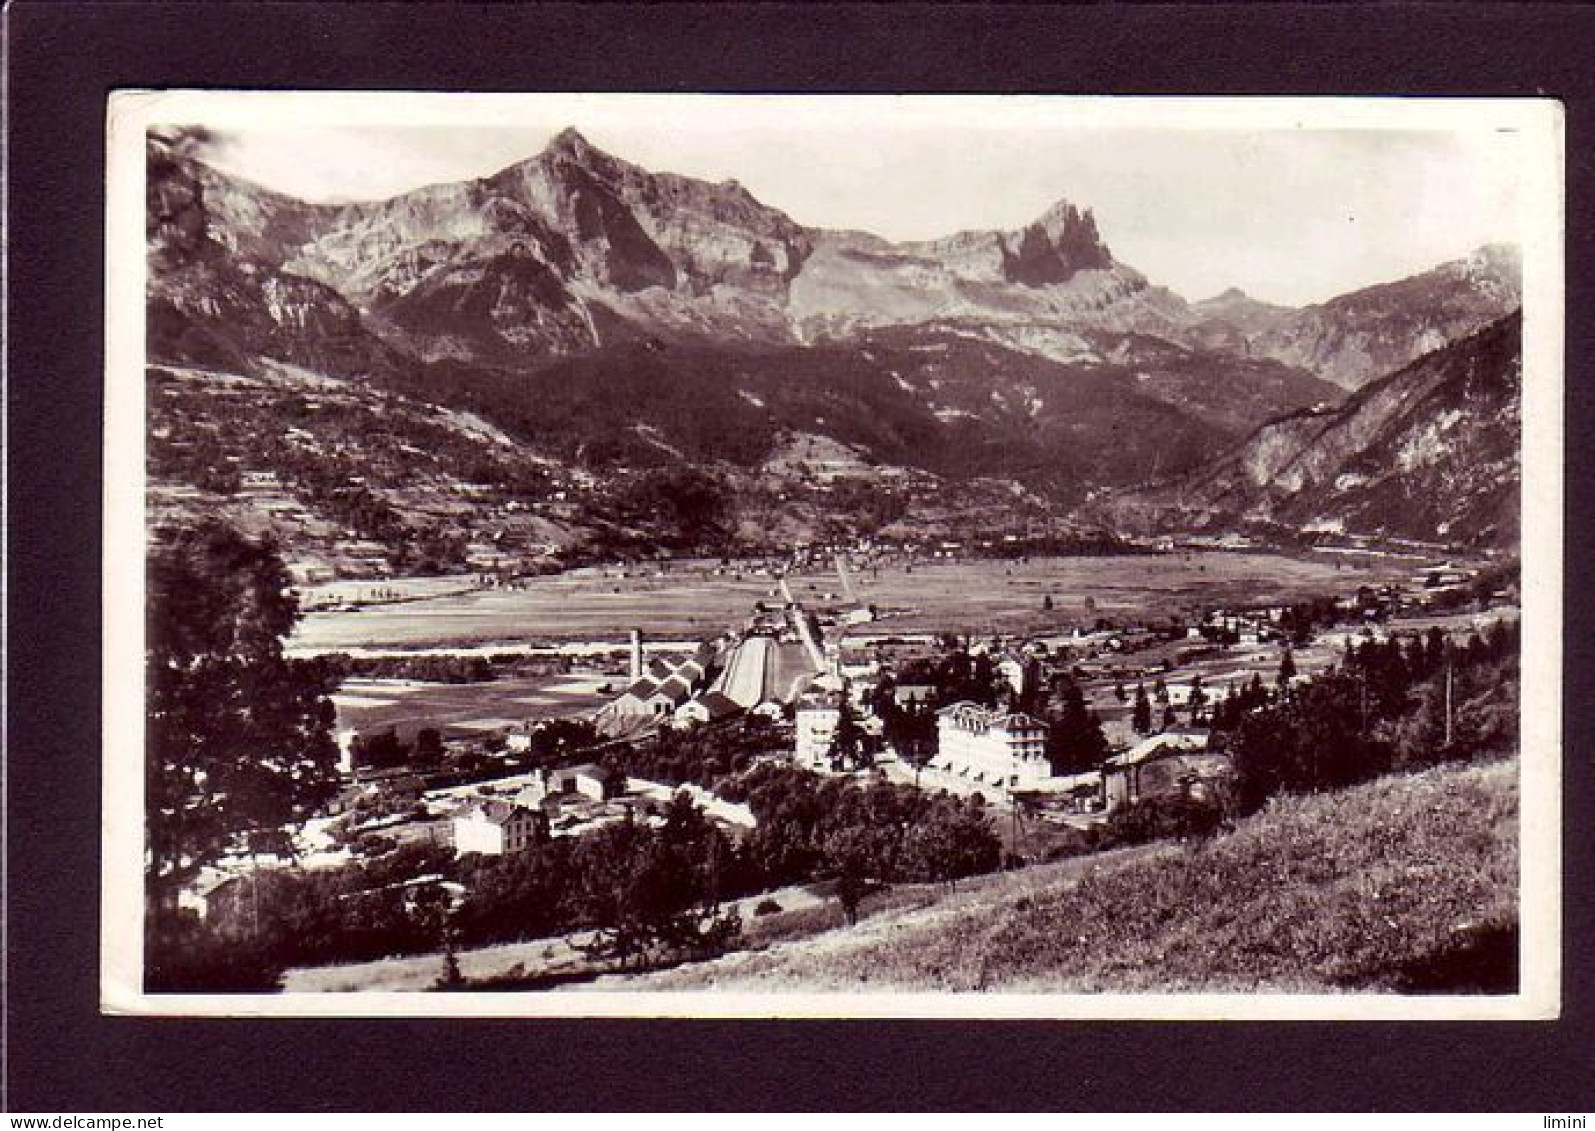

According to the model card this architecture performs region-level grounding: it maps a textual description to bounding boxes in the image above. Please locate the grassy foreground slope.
[634,758,1519,994]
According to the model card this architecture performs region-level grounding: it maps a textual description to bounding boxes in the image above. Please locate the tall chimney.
[629,629,643,682]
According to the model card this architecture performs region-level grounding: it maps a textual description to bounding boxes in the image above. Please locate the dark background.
[7,1,1593,1113]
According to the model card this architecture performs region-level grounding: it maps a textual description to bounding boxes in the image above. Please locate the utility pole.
[1009,790,1020,869]
[1444,649,1455,748]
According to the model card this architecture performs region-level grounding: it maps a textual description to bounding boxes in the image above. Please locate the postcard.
[102,91,1562,1018]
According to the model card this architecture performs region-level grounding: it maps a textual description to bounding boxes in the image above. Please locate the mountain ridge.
[1100,311,1522,548]
[156,127,1522,381]
[145,126,1525,564]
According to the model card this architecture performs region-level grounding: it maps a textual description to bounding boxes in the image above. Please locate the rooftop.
[1105,729,1212,769]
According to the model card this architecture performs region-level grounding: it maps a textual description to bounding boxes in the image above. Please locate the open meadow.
[291,550,1430,654]
[832,551,1426,638]
[330,673,613,740]
[292,566,777,653]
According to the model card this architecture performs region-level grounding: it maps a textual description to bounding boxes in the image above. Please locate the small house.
[550,762,623,802]
[1102,730,1227,813]
[676,691,743,727]
[453,800,549,857]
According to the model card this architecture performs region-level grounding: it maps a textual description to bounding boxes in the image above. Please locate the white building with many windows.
[930,702,1051,791]
[794,693,842,771]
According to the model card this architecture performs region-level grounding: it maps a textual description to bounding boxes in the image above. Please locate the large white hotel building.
[930,702,1052,791]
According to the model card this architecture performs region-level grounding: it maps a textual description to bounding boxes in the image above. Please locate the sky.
[188,95,1527,307]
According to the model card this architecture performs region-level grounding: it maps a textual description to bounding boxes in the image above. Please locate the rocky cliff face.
[146,133,399,376]
[151,127,1521,382]
[189,127,817,360]
[1107,313,1521,547]
[153,128,1214,364]
[786,201,1174,342]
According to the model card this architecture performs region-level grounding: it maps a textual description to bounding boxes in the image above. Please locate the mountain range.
[145,126,1525,564]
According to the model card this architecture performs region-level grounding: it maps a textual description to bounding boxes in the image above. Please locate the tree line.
[1215,619,1519,816]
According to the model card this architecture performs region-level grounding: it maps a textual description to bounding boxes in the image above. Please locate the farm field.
[291,551,1431,654]
[837,551,1426,638]
[331,673,612,739]
[292,569,778,653]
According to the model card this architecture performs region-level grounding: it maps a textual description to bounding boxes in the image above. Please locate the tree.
[413,727,445,769]
[526,717,599,763]
[824,825,882,926]
[1045,673,1109,774]
[1277,647,1298,693]
[903,800,1001,890]
[1424,626,1447,676]
[1227,671,1392,813]
[437,929,464,990]
[1101,793,1226,848]
[1131,683,1153,735]
[828,687,864,771]
[146,522,340,922]
[351,728,408,772]
[571,801,743,971]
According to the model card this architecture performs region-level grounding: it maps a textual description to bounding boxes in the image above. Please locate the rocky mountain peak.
[545,126,597,161]
[1001,198,1113,287]
[1032,196,1094,232]
[1469,242,1521,270]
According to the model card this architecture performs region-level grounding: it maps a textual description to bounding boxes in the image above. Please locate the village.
[180,543,1517,983]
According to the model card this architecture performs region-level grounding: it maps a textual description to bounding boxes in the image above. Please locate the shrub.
[1101,794,1226,848]
[144,916,283,993]
[355,832,398,857]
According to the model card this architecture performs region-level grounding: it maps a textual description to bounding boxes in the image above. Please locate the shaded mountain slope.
[1105,313,1522,547]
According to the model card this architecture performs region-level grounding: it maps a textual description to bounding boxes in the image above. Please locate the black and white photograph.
[101,92,1562,1018]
